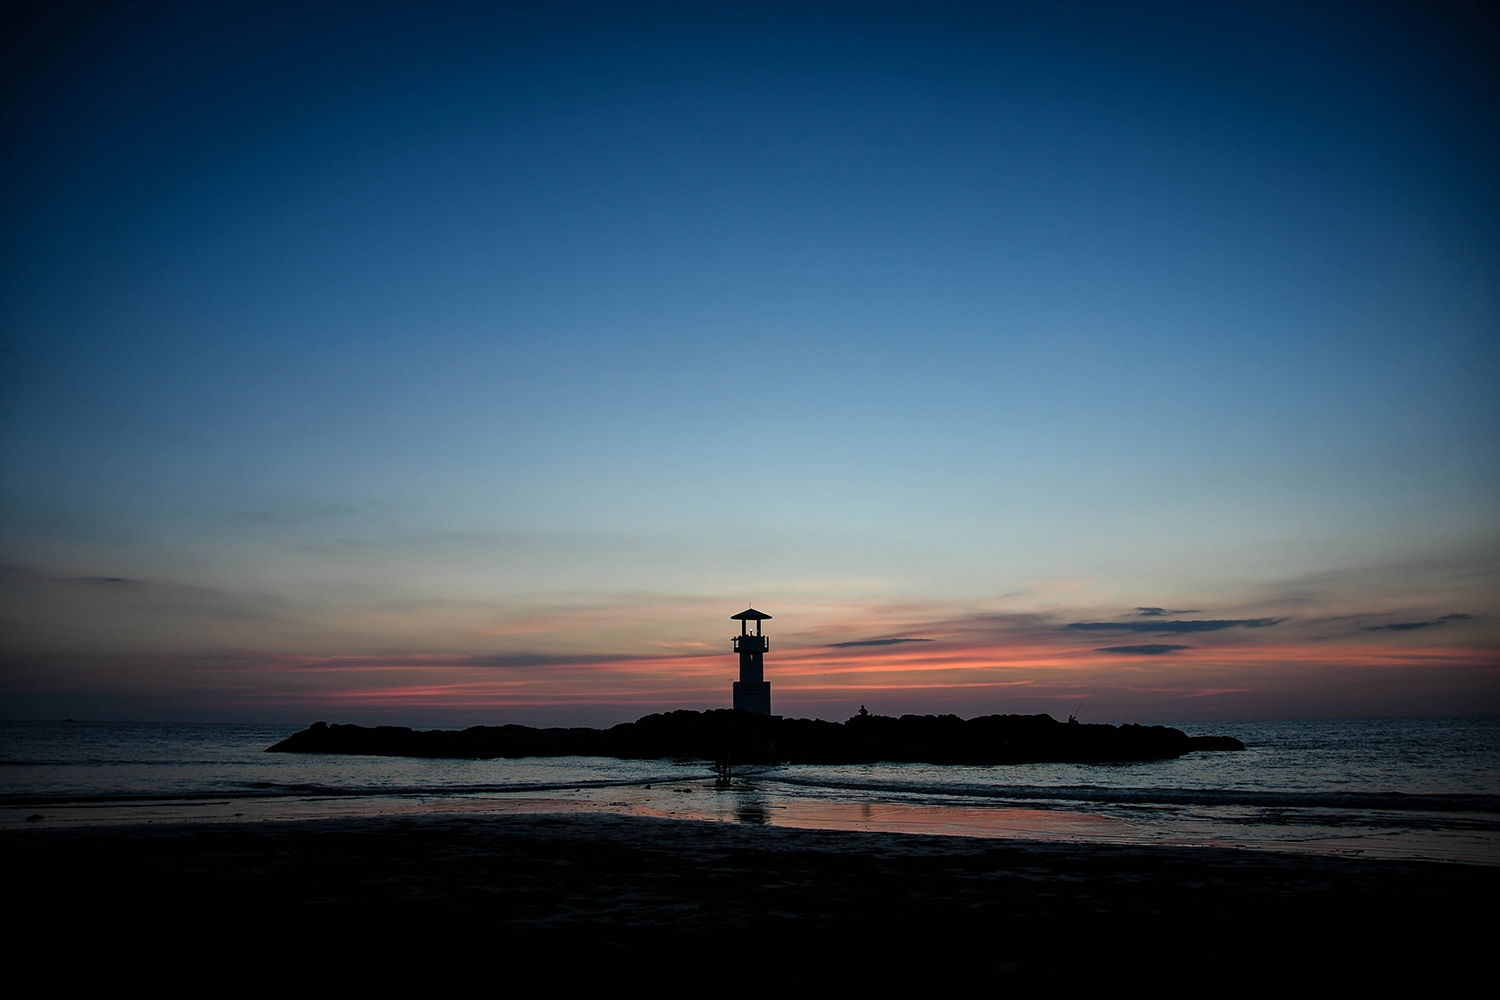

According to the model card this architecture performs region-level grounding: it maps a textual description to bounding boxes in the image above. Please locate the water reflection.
[730,785,770,825]
[6,718,1494,864]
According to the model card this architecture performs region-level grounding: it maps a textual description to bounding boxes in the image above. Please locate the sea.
[3,716,1497,865]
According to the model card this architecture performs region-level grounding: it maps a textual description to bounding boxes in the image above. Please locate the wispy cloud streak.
[827,638,935,648]
[1361,614,1473,632]
[1064,619,1285,635]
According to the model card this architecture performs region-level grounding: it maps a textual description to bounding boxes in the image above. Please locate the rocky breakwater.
[267,709,1244,765]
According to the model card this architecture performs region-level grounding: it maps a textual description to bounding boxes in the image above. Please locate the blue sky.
[2,2,1496,723]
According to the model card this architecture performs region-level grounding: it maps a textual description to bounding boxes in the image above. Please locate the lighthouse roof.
[730,608,773,621]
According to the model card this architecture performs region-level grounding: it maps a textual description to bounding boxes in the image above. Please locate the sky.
[2,1,1497,726]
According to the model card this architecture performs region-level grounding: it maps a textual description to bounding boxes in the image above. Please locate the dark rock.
[267,710,1246,765]
[1186,735,1247,751]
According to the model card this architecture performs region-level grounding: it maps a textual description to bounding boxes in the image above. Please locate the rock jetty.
[267,709,1244,764]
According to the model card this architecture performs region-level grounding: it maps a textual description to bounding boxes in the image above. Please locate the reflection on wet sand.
[11,777,1491,864]
[600,780,1133,841]
[3,777,1129,843]
[734,788,770,826]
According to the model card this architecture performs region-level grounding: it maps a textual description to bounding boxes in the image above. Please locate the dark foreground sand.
[8,812,1491,980]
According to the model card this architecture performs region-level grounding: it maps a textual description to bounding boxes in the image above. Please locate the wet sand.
[6,810,1491,980]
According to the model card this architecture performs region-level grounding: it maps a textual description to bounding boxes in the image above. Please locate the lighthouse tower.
[731,608,772,715]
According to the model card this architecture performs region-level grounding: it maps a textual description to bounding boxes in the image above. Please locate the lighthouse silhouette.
[730,607,772,715]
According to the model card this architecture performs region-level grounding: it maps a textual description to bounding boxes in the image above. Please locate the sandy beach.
[7,810,1491,980]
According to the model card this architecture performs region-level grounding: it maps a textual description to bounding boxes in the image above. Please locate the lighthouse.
[731,607,772,715]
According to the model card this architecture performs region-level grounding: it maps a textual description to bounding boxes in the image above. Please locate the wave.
[6,770,1498,816]
[11,761,1500,815]
[760,774,1500,814]
[0,773,691,807]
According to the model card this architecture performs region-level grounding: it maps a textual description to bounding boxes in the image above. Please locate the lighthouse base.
[732,681,771,715]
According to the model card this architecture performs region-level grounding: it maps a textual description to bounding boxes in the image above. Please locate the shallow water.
[2,716,1496,863]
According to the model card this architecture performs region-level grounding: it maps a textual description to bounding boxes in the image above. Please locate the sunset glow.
[2,2,1495,725]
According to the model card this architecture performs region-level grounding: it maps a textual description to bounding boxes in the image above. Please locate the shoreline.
[7,809,1492,976]
[9,771,1496,866]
